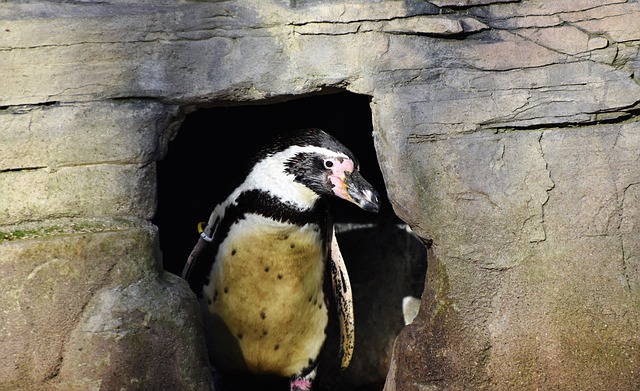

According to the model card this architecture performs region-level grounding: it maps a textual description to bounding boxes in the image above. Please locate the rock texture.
[1,0,639,390]
[0,219,213,391]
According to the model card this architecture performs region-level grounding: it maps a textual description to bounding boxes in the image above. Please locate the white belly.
[202,215,328,377]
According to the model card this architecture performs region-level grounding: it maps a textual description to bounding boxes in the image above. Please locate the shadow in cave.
[153,90,427,391]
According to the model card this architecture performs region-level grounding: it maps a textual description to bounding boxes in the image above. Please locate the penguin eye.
[324,159,334,169]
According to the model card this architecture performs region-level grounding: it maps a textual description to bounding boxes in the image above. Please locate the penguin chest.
[203,214,328,377]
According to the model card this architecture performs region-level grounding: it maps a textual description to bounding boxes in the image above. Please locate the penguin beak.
[329,169,380,213]
[345,170,380,213]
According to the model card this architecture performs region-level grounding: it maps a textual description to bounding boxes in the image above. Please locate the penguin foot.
[290,377,313,391]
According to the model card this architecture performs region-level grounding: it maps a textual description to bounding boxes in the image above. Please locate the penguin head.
[255,128,380,213]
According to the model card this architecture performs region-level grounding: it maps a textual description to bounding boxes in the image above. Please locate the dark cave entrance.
[153,90,427,391]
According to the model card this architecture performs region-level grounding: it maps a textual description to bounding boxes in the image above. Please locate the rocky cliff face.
[1,1,639,390]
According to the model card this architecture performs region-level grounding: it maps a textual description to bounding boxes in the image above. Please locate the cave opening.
[153,90,427,391]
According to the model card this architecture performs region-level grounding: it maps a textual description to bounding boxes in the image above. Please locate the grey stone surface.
[0,220,213,391]
[0,101,181,225]
[1,0,639,390]
[0,164,157,225]
[57,273,213,391]
[0,101,180,171]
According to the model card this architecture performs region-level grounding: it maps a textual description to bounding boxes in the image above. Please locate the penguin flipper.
[182,208,221,280]
[329,225,355,370]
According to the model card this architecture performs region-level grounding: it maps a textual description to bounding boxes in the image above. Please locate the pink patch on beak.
[329,175,350,200]
[333,158,354,175]
[328,158,355,201]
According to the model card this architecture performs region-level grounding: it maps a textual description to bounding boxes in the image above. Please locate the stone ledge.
[0,217,138,243]
[0,100,180,171]
[0,164,157,225]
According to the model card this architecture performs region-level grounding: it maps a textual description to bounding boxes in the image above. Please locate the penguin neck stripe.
[232,189,326,226]
[187,189,328,299]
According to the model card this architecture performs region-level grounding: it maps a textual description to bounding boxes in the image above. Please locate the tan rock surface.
[1,0,639,390]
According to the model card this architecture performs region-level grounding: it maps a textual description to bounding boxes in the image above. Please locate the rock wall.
[1,1,639,390]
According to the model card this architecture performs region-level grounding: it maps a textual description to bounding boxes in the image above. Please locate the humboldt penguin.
[182,128,380,390]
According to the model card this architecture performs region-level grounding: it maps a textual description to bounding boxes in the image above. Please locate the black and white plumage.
[182,128,379,391]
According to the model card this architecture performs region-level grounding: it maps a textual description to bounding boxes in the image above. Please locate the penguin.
[182,128,380,391]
